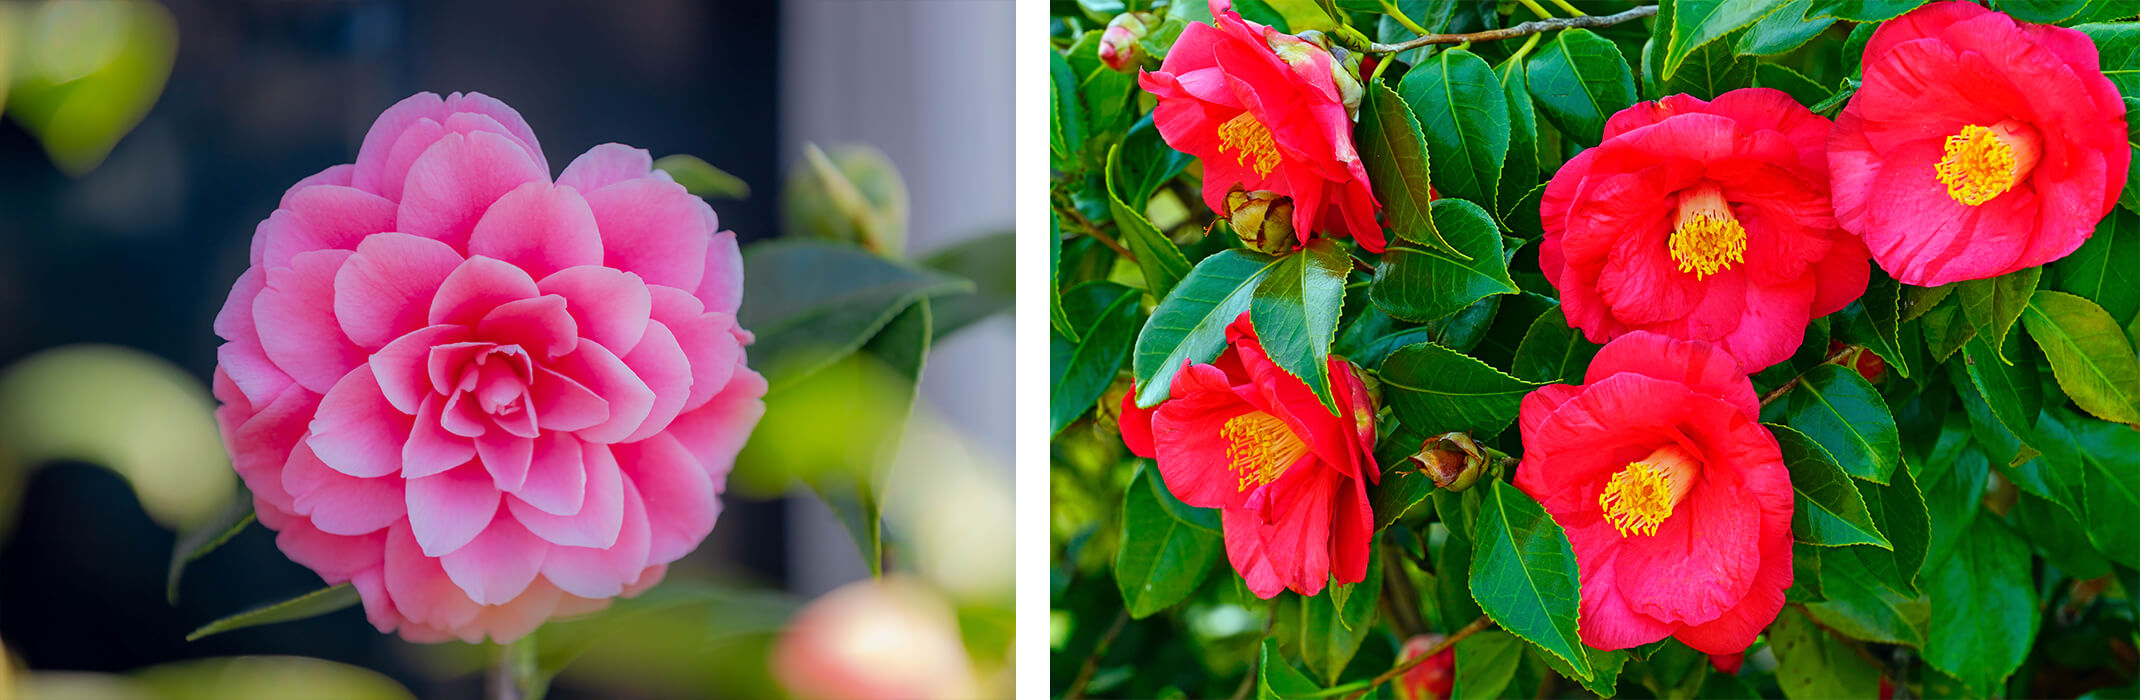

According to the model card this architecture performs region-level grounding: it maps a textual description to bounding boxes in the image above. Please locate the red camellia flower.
[1139,0,1384,252]
[1830,1,2128,286]
[1541,88,1870,372]
[1513,332,1793,655]
[1394,634,1455,700]
[1118,312,1377,598]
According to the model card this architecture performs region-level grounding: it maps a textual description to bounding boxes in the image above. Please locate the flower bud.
[1408,432,1484,493]
[772,577,978,700]
[1225,188,1297,255]
[1824,341,1886,383]
[1395,634,1455,700]
[1266,31,1362,118]
[784,142,910,256]
[1099,13,1153,72]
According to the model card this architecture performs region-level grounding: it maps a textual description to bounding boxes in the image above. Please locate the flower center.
[1218,111,1283,179]
[1221,410,1310,492]
[1597,444,1699,537]
[1934,121,2041,206]
[1668,184,1745,280]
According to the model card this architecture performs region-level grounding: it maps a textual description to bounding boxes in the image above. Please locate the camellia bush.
[1049,0,2140,698]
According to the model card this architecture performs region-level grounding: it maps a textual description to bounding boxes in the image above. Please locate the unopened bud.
[1225,188,1297,255]
[1825,340,1887,383]
[1408,432,1484,492]
[1100,13,1153,72]
[1395,634,1455,700]
[1267,31,1362,118]
[785,143,910,257]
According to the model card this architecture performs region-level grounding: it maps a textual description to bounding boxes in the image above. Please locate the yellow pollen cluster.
[1218,112,1283,179]
[1669,211,1748,279]
[1221,411,1309,492]
[1935,124,2019,206]
[1599,461,1677,537]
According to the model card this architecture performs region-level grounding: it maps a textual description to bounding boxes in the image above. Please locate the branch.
[1759,344,1862,408]
[1065,610,1131,700]
[1367,5,1658,54]
[1343,615,1494,700]
[1051,188,1138,262]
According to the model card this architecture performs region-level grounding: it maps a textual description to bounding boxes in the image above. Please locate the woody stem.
[1051,188,1138,262]
[1344,615,1494,700]
[1366,5,1658,54]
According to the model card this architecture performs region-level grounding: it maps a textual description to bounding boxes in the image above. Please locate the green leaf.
[2049,204,2140,325]
[1662,30,1756,101]
[652,154,749,199]
[815,477,885,577]
[1257,638,1325,699]
[187,583,361,641]
[1832,276,1910,380]
[1050,49,1086,164]
[1770,423,1890,549]
[921,232,1015,340]
[532,581,798,685]
[1992,0,2095,23]
[2120,97,2140,215]
[1369,199,1518,323]
[1132,250,1289,407]
[1659,0,1790,81]
[1051,282,1144,435]
[1300,553,1384,683]
[1382,342,1546,438]
[2021,290,2140,424]
[2070,412,2140,568]
[1901,282,1954,322]
[1450,630,1524,699]
[1806,549,1930,647]
[166,495,254,604]
[1116,114,1195,212]
[1848,467,1930,596]
[1497,59,1544,224]
[1752,63,1830,107]
[1511,308,1598,385]
[1357,79,1453,255]
[1107,144,1194,299]
[1526,29,1638,146]
[738,241,972,391]
[1051,213,1074,340]
[1250,240,1352,413]
[1115,465,1224,618]
[1531,638,1625,697]
[1785,364,1901,484]
[1470,480,1591,682]
[2012,491,2111,579]
[1918,295,1977,363]
[5,0,177,176]
[1370,449,1438,532]
[1805,0,1931,22]
[1959,331,2042,442]
[824,298,931,575]
[1923,443,1990,569]
[1396,48,1509,211]
[1924,516,2039,698]
[1770,606,1882,700]
[1737,0,1835,56]
[1956,266,2040,364]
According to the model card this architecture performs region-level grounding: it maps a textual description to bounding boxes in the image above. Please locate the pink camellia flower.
[1829,1,2128,286]
[1118,312,1377,598]
[1514,332,1793,655]
[1394,634,1455,700]
[211,92,765,643]
[1541,88,1869,372]
[1139,0,1384,252]
[771,577,979,700]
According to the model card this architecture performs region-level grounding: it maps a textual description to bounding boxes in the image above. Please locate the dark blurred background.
[0,0,1013,698]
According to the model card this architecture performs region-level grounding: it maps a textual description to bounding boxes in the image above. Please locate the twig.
[1052,188,1139,261]
[1366,5,1658,54]
[1065,610,1131,700]
[1343,615,1494,700]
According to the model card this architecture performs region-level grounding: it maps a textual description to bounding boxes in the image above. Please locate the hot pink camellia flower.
[1830,1,2128,286]
[1513,332,1793,655]
[1541,88,1869,372]
[211,92,765,643]
[1139,0,1384,252]
[1118,312,1377,598]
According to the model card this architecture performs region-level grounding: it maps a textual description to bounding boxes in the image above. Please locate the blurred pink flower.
[211,91,765,643]
[771,578,977,700]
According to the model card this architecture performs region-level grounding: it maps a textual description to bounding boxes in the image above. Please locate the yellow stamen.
[1668,183,1747,280]
[1934,122,2039,206]
[1217,112,1283,179]
[1221,411,1310,492]
[1597,445,1699,537]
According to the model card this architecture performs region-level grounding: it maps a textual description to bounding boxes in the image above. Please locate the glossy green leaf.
[2013,490,2111,579]
[1659,0,1790,81]
[1832,275,1910,380]
[1804,0,1931,21]
[1662,30,1756,101]
[1257,638,1324,699]
[187,583,360,641]
[652,154,749,199]
[2049,204,2140,325]
[829,298,931,575]
[1526,29,1638,146]
[1370,451,1438,532]
[1300,553,1383,683]
[2070,411,2140,568]
[1770,606,1882,700]
[1925,516,2038,698]
[1807,549,1929,647]
[1050,213,1074,340]
[1450,630,1523,699]
[1049,49,1084,164]
[1901,282,1954,323]
[1918,296,1977,363]
[2078,24,2140,100]
[2021,290,2140,424]
[1847,467,1930,596]
[1357,79,1452,255]
[1497,58,1543,224]
[1992,0,2095,24]
[1956,266,2039,364]
[1051,282,1144,435]
[739,241,972,391]
[1511,308,1598,385]
[1737,0,1834,56]
[1753,63,1830,106]
[1397,48,1509,210]
[166,497,254,604]
[1470,480,1591,682]
[1106,143,1193,299]
[1250,240,1352,413]
[1531,636,1625,697]
[921,231,1015,341]
[1115,114,1194,213]
[1959,331,2042,443]
[1132,251,1286,407]
[1382,342,1545,438]
[2121,97,2140,215]
[1770,424,1890,549]
[1115,465,1224,618]
[1785,364,1902,483]
[1369,199,1518,323]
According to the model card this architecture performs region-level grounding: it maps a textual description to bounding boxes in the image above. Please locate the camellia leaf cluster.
[1051,0,2140,698]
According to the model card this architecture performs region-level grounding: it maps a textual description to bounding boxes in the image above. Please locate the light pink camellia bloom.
[211,92,765,643]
